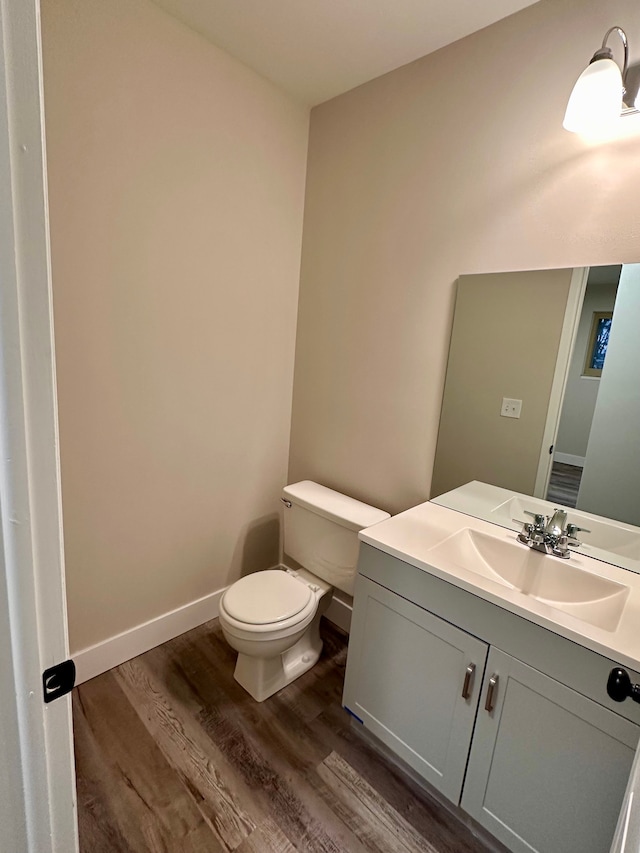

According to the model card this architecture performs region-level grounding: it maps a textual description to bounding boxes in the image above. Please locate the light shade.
[563,57,624,133]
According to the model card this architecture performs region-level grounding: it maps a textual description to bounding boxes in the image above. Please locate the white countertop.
[431,480,640,575]
[359,501,640,671]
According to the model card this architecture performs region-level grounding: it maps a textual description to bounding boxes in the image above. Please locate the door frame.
[0,0,77,850]
[533,266,589,499]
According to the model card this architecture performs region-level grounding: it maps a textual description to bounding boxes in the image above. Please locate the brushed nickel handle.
[461,663,475,700]
[485,674,499,712]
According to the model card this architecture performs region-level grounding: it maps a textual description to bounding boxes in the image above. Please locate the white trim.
[74,564,355,686]
[0,1,77,850]
[325,594,353,633]
[74,586,227,684]
[553,452,586,468]
[533,267,589,498]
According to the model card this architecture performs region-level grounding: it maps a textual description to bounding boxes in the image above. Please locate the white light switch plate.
[501,397,522,418]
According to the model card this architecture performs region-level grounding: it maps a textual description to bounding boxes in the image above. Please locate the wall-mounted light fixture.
[563,26,640,133]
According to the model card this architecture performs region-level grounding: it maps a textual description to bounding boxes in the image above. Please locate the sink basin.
[492,496,640,560]
[429,528,630,632]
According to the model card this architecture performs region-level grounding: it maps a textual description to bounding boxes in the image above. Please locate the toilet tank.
[282,481,390,596]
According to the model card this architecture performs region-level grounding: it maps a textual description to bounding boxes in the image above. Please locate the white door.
[611,741,640,853]
[533,266,588,498]
[0,0,77,850]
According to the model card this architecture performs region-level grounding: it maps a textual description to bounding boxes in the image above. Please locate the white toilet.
[219,481,390,702]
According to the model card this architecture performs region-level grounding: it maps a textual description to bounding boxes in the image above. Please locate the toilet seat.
[223,570,313,624]
[220,570,318,636]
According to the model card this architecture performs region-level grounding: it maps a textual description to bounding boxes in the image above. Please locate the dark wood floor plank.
[75,672,223,853]
[163,619,491,853]
[182,624,441,851]
[74,618,494,853]
[234,818,297,853]
[115,656,257,851]
[154,626,372,852]
[318,751,438,853]
[547,462,582,507]
[193,703,367,853]
[310,701,494,853]
[166,623,461,853]
[73,695,138,853]
[131,628,368,852]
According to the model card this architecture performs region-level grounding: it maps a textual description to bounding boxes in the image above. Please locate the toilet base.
[233,598,330,702]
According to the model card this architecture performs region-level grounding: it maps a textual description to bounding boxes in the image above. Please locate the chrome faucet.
[545,508,567,540]
[515,509,590,559]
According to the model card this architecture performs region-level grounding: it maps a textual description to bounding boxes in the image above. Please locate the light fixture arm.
[592,26,629,82]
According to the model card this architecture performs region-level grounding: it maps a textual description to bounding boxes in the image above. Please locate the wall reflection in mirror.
[431,263,640,573]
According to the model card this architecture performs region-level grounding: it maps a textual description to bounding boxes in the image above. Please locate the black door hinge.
[42,659,76,703]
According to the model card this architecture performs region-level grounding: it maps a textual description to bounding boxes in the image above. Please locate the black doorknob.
[607,668,640,703]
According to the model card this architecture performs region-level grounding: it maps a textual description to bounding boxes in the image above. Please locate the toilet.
[219,480,390,702]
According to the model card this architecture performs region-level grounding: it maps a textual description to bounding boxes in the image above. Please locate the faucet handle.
[523,511,547,530]
[565,522,590,550]
[514,519,534,545]
[566,523,590,538]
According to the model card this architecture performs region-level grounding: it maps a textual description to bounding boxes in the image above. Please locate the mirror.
[431,263,640,574]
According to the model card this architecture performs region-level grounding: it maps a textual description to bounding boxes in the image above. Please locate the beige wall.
[289,0,640,516]
[42,0,309,652]
[431,270,573,498]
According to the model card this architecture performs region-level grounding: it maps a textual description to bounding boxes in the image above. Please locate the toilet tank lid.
[283,481,390,531]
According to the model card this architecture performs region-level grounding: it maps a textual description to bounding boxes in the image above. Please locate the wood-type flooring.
[73,617,494,853]
[546,461,583,508]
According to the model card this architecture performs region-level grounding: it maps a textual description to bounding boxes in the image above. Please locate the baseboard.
[73,585,227,685]
[74,563,353,685]
[553,452,585,468]
[324,594,353,634]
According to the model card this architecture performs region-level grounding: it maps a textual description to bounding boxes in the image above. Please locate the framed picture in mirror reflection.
[583,311,612,377]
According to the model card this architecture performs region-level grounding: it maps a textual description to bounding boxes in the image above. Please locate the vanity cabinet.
[345,579,488,802]
[343,546,640,853]
[462,648,638,853]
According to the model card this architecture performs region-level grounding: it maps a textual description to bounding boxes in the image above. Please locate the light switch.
[501,397,522,418]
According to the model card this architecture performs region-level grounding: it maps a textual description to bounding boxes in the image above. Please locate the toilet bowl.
[219,567,332,701]
[219,481,390,702]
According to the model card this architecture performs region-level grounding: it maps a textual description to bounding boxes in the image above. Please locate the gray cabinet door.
[343,576,488,802]
[462,648,640,853]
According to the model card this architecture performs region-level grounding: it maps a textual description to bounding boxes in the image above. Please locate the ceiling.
[152,0,540,106]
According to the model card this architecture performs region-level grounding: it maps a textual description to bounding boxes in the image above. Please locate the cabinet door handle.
[485,674,499,712]
[461,663,475,699]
